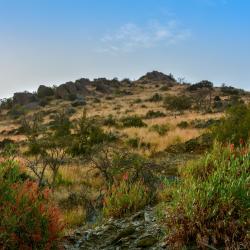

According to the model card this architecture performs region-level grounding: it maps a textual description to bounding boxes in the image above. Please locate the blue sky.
[0,0,249,98]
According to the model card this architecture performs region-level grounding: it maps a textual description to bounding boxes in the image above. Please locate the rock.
[55,81,90,100]
[137,71,176,86]
[55,84,69,99]
[13,92,37,105]
[136,234,158,247]
[112,225,136,243]
[64,207,165,249]
[37,85,54,98]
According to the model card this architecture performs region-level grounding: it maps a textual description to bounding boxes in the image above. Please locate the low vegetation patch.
[164,95,192,111]
[103,177,150,218]
[150,124,170,136]
[145,110,166,119]
[212,103,250,145]
[120,115,147,128]
[165,142,250,249]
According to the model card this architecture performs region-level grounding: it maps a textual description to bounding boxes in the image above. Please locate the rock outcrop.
[37,85,54,98]
[64,207,166,250]
[13,92,37,105]
[93,78,121,94]
[55,81,90,100]
[137,71,176,86]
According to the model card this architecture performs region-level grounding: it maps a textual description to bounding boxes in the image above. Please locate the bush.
[103,115,117,127]
[103,178,150,218]
[165,143,250,249]
[0,161,63,249]
[126,137,151,150]
[221,84,244,95]
[121,115,147,128]
[164,95,192,111]
[8,105,27,119]
[71,112,116,156]
[150,124,170,135]
[148,93,163,102]
[187,80,213,91]
[145,110,166,119]
[212,104,250,145]
[159,86,169,91]
[177,121,189,128]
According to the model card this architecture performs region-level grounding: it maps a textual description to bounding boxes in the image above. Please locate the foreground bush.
[103,177,150,218]
[165,142,250,249]
[0,161,63,249]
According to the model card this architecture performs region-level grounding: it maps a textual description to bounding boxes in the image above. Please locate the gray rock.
[13,92,37,105]
[136,234,158,247]
[64,207,165,250]
[37,85,54,98]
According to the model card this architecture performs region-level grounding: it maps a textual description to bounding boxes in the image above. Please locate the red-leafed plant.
[0,160,64,249]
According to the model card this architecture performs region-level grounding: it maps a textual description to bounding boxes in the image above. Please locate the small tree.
[23,112,71,188]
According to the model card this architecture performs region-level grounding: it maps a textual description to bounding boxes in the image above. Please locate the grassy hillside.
[0,72,249,249]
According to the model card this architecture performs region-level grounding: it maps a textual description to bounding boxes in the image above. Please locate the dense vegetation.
[165,142,249,249]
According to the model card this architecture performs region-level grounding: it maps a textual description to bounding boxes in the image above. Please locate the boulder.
[13,92,37,105]
[37,85,54,98]
[55,81,90,99]
[55,84,70,99]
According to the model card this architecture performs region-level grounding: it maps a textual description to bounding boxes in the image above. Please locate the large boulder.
[13,92,37,105]
[55,81,90,99]
[55,84,69,99]
[37,85,54,98]
[93,78,121,94]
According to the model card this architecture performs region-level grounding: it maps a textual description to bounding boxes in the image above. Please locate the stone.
[64,207,165,249]
[37,85,54,98]
[137,71,176,86]
[13,92,37,105]
[136,234,158,247]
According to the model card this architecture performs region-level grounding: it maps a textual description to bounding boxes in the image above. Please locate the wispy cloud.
[97,20,191,53]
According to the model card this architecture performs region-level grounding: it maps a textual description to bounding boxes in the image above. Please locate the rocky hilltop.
[9,71,175,106]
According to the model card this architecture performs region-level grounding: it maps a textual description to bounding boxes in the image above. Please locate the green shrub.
[0,161,63,249]
[8,105,27,119]
[212,104,250,145]
[164,95,192,111]
[126,138,140,148]
[103,115,117,127]
[133,98,142,104]
[103,178,150,218]
[145,110,166,119]
[165,142,250,249]
[126,138,151,150]
[71,112,116,156]
[177,121,189,128]
[121,115,147,128]
[148,93,163,102]
[159,86,169,91]
[150,124,170,135]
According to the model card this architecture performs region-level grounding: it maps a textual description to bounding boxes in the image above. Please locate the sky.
[0,0,249,98]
